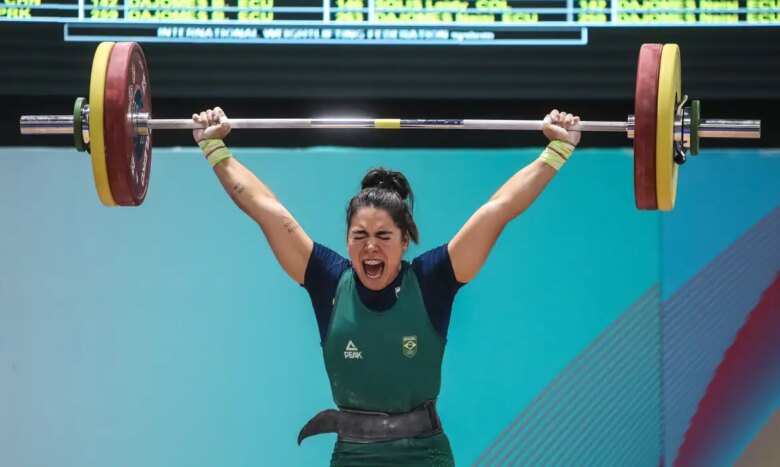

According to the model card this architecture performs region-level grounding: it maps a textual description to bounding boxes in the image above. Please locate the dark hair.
[346,168,419,244]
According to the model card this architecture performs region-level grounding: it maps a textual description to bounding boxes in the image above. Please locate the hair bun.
[350,167,419,244]
[361,167,411,201]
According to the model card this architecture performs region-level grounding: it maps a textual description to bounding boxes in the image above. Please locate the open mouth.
[362,259,385,279]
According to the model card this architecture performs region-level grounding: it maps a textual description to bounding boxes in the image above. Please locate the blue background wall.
[1,146,777,466]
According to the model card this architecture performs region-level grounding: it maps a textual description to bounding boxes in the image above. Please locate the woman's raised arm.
[448,110,580,283]
[194,107,313,284]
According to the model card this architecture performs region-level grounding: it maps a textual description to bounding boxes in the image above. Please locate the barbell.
[19,42,761,210]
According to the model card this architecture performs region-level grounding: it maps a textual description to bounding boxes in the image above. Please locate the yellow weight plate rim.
[655,44,681,211]
[89,42,117,207]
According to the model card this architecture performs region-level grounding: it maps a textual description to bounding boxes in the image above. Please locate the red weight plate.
[634,43,663,210]
[104,42,152,206]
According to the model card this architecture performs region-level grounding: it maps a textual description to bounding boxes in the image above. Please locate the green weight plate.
[690,100,700,156]
[73,97,86,152]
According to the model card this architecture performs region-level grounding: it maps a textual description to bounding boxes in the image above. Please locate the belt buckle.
[423,400,440,431]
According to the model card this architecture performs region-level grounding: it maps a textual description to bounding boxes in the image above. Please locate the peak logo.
[344,340,362,359]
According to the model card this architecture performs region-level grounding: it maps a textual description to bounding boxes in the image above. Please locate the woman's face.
[347,206,408,291]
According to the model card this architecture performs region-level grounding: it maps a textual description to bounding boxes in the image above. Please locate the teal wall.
[660,150,780,466]
[1,146,773,466]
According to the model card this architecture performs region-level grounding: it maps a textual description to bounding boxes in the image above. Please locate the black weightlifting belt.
[297,399,443,444]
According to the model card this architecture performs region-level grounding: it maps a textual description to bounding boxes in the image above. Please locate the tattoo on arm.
[227,182,246,203]
[282,216,300,233]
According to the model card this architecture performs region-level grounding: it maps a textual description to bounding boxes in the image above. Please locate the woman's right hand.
[542,109,581,147]
[192,107,231,143]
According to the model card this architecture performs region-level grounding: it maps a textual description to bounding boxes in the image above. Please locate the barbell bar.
[19,113,760,138]
[18,41,761,210]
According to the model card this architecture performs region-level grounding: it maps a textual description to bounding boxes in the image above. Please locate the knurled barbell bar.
[19,42,761,210]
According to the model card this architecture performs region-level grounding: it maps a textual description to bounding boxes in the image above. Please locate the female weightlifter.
[191,106,581,466]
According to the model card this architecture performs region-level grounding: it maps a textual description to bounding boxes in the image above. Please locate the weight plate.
[89,42,117,207]
[104,42,152,206]
[690,100,700,156]
[73,97,86,152]
[633,43,663,210]
[655,44,681,211]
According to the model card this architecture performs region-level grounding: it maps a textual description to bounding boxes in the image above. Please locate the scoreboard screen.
[1,0,778,45]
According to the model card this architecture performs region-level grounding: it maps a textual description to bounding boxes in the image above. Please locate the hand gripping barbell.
[19,42,761,210]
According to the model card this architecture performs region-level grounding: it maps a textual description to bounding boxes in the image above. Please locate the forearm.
[200,139,281,223]
[488,158,556,219]
[489,142,574,222]
[213,156,278,212]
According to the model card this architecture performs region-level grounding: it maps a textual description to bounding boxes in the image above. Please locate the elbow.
[235,192,274,226]
[485,197,520,225]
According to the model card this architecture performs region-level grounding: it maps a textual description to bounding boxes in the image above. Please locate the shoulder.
[310,243,350,273]
[411,244,454,275]
[304,242,350,289]
[411,243,465,291]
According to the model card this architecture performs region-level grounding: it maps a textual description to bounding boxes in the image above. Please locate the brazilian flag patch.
[402,336,417,358]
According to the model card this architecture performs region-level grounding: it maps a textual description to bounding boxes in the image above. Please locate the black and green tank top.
[322,267,446,413]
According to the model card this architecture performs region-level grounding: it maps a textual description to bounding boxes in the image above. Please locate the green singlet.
[321,266,455,467]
